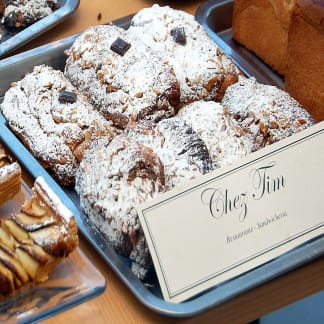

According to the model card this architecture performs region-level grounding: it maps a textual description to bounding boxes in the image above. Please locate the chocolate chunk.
[58,90,77,104]
[110,37,131,56]
[171,27,186,45]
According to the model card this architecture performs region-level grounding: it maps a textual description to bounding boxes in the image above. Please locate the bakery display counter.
[1,0,323,323]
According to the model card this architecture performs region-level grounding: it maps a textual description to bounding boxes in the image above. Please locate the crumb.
[97,12,102,21]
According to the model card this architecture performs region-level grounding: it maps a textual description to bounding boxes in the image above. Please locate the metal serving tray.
[0,9,324,318]
[0,0,79,58]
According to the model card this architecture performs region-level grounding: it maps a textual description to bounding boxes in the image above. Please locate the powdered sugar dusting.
[128,4,239,103]
[75,134,165,278]
[126,117,212,189]
[0,65,117,186]
[178,101,252,168]
[64,24,180,129]
[222,77,315,151]
[0,161,20,180]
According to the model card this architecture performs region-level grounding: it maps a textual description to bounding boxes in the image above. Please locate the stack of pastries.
[0,142,78,298]
[0,5,315,280]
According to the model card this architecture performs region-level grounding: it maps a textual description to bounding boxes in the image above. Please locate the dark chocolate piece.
[110,37,131,56]
[58,90,77,104]
[170,27,186,45]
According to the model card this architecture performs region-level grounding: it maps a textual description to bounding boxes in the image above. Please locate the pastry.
[178,101,252,169]
[232,0,296,75]
[126,117,212,189]
[221,77,315,151]
[75,134,165,279]
[128,4,240,104]
[3,0,58,28]
[64,24,181,129]
[0,65,118,186]
[285,0,324,122]
[0,176,78,298]
[0,143,21,207]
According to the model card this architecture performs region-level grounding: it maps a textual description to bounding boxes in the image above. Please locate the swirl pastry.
[178,101,252,168]
[1,65,118,186]
[65,24,181,129]
[128,4,240,104]
[221,77,314,152]
[75,134,165,279]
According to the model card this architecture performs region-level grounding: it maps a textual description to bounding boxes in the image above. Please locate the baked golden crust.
[232,0,296,75]
[0,0,6,15]
[0,176,78,299]
[285,0,324,122]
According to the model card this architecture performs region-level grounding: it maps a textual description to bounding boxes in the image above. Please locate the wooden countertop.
[10,1,324,323]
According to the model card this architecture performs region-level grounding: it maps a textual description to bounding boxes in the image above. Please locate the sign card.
[137,122,324,303]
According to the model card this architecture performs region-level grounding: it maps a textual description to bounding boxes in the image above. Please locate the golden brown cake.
[0,176,78,298]
[232,0,296,75]
[0,0,6,15]
[285,0,324,122]
[0,143,21,207]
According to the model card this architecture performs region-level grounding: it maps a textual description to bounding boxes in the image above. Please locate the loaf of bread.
[285,0,324,122]
[0,143,21,207]
[232,0,296,75]
[0,0,6,15]
[0,176,78,298]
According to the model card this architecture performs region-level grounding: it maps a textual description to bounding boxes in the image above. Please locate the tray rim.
[0,9,323,318]
[0,0,80,58]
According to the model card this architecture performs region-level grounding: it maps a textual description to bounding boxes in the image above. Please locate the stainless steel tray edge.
[0,12,324,318]
[0,0,80,58]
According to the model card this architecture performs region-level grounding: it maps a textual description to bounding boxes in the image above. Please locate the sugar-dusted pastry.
[1,65,118,186]
[126,117,212,189]
[178,101,252,168]
[0,176,78,298]
[3,0,58,28]
[0,143,21,207]
[75,134,165,279]
[221,77,314,151]
[65,24,181,129]
[128,4,240,104]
